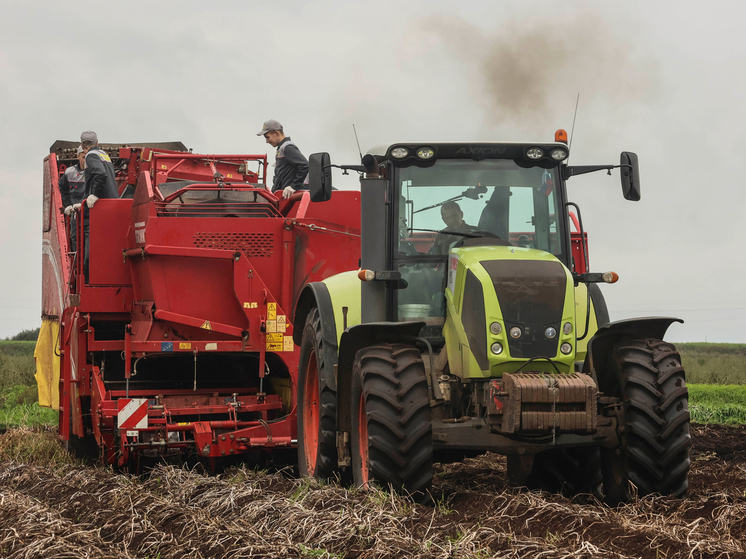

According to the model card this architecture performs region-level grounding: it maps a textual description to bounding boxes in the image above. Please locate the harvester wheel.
[297,308,340,480]
[351,344,432,501]
[600,338,691,503]
[508,447,603,498]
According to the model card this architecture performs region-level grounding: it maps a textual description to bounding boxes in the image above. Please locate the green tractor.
[293,133,690,503]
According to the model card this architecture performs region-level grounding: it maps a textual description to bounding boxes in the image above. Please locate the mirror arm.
[564,163,631,180]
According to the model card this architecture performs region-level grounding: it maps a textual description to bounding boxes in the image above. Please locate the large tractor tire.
[600,339,691,503]
[351,344,433,501]
[508,447,603,498]
[297,308,340,480]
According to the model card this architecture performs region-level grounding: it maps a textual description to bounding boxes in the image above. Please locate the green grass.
[677,343,746,385]
[688,384,746,425]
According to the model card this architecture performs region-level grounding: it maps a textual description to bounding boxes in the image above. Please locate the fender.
[336,321,425,432]
[293,283,337,350]
[583,316,683,391]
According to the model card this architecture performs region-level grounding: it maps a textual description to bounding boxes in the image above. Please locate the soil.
[0,423,744,558]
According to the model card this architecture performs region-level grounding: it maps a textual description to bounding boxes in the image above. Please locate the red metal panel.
[42,154,72,318]
[88,199,134,285]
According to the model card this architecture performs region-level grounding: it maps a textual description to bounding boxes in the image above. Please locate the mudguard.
[582,316,683,389]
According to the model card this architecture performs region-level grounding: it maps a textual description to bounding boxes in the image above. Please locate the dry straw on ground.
[0,425,743,558]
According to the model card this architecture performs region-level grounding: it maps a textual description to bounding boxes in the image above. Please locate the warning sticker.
[200,321,212,330]
[243,302,258,309]
[267,302,276,320]
[179,342,191,350]
[277,315,287,332]
[118,398,148,430]
[266,342,283,351]
[283,336,294,352]
[205,343,217,351]
[161,342,173,352]
[266,320,277,333]
[266,333,283,343]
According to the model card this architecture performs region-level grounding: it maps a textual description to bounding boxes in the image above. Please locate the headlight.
[544,327,557,339]
[550,149,568,160]
[509,327,522,339]
[560,343,572,355]
[563,322,573,335]
[390,147,409,159]
[491,342,503,355]
[416,147,434,159]
[526,148,543,159]
[490,322,502,335]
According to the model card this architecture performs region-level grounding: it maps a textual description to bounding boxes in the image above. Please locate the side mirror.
[620,151,641,201]
[308,152,332,202]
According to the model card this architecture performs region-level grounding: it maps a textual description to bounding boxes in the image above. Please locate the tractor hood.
[445,245,577,377]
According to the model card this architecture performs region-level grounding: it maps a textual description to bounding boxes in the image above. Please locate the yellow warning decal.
[266,342,283,351]
[201,321,212,330]
[179,342,191,350]
[266,320,277,333]
[283,336,294,352]
[161,164,168,170]
[267,302,276,320]
[266,333,283,343]
[277,315,287,332]
[243,302,258,309]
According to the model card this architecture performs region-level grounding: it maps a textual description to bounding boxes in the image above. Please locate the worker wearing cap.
[257,120,309,199]
[77,130,118,279]
[60,146,87,251]
[79,130,118,205]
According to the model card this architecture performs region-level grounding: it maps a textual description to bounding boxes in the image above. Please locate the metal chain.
[552,377,558,446]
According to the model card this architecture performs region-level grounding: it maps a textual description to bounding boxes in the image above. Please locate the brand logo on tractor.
[455,147,508,155]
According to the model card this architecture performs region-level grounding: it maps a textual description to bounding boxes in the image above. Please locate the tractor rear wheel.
[351,344,433,501]
[297,308,340,480]
[508,447,603,498]
[600,338,691,503]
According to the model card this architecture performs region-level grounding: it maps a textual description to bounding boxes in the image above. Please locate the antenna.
[568,93,580,155]
[352,124,363,160]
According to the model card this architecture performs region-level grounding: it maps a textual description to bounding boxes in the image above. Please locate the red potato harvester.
[37,141,360,471]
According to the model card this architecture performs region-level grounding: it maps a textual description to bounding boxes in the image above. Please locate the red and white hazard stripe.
[118,398,149,430]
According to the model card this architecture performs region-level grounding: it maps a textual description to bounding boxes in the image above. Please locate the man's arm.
[283,144,309,190]
[85,152,107,197]
[59,172,72,208]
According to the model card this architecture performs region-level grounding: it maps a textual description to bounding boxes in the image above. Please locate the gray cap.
[80,130,98,145]
[256,119,282,136]
[76,145,84,155]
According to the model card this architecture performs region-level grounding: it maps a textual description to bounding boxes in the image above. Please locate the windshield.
[394,159,566,327]
[398,159,563,256]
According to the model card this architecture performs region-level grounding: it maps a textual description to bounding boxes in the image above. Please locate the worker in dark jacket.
[80,130,118,205]
[77,130,119,279]
[257,119,308,199]
[59,146,86,251]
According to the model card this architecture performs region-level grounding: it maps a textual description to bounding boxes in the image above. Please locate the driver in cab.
[430,201,476,255]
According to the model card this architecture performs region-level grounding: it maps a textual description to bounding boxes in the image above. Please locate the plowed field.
[0,424,744,558]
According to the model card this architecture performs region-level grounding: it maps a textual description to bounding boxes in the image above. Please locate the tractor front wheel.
[351,344,433,501]
[600,338,691,503]
[297,308,340,480]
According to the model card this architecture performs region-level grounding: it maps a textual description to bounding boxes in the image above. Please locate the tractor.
[292,131,690,502]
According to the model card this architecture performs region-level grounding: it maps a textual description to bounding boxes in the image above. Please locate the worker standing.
[59,146,86,252]
[77,130,119,279]
[257,119,309,199]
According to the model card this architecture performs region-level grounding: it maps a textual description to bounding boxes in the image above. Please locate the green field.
[677,342,746,385]
[0,341,57,428]
[0,340,744,428]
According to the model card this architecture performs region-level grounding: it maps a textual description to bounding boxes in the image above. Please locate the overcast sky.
[1,0,743,342]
